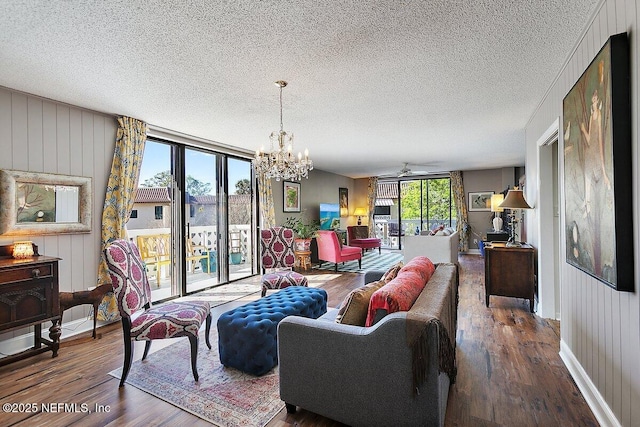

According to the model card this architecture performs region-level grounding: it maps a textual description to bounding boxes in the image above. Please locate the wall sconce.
[499,187,532,247]
[490,194,504,232]
[12,241,34,259]
[353,207,367,225]
[340,207,349,218]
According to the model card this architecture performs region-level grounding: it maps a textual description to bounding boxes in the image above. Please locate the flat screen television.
[319,203,340,230]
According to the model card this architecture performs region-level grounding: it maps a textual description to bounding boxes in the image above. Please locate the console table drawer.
[0,263,54,284]
[0,279,53,328]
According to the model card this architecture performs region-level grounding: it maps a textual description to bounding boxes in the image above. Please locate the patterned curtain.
[96,116,147,321]
[257,173,275,229]
[450,171,469,252]
[367,177,378,237]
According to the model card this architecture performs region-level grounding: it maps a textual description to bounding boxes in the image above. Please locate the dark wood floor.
[0,255,598,426]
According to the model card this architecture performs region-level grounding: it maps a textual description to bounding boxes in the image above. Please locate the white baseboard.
[0,316,113,358]
[559,339,620,427]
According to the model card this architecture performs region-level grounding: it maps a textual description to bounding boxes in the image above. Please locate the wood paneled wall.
[0,86,117,337]
[524,0,639,425]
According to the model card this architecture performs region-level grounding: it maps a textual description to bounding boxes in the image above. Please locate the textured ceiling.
[0,1,599,178]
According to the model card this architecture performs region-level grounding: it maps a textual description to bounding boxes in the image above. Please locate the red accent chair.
[347,225,381,254]
[316,230,362,272]
[260,227,309,297]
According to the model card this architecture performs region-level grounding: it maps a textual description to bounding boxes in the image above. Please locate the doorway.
[537,119,561,319]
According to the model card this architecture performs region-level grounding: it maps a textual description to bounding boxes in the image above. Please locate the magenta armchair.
[316,230,362,272]
[347,225,382,254]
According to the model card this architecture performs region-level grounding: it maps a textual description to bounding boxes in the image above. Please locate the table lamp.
[353,207,367,225]
[490,194,504,232]
[12,241,34,259]
[499,187,532,247]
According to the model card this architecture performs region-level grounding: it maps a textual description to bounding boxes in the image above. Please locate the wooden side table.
[484,242,536,312]
[0,248,62,366]
[294,250,312,271]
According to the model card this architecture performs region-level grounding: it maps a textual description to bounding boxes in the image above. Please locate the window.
[155,206,163,220]
[375,177,455,249]
[130,209,138,219]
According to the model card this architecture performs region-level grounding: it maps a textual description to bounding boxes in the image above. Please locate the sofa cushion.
[365,256,435,326]
[380,261,404,283]
[335,280,386,326]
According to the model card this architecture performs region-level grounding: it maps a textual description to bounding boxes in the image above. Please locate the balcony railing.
[126,224,253,273]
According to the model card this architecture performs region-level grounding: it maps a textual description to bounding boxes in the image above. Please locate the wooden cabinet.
[0,251,61,366]
[484,243,536,312]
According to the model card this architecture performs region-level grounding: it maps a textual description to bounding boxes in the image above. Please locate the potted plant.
[229,248,243,265]
[284,215,320,251]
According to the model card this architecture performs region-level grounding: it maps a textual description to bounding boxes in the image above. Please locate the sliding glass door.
[126,139,256,302]
[127,140,178,302]
[227,158,254,281]
[375,177,455,250]
[185,148,218,293]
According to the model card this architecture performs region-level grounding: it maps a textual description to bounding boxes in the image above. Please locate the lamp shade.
[12,241,34,259]
[490,194,504,212]
[499,188,531,209]
[353,207,367,217]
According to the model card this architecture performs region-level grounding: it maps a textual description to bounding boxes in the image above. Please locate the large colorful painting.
[562,32,633,291]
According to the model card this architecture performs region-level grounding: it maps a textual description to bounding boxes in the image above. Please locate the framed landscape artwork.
[283,181,301,213]
[562,32,633,291]
[468,191,493,212]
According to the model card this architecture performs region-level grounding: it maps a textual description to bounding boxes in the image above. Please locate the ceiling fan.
[379,162,434,178]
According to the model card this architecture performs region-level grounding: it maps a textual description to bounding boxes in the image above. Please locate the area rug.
[109,329,282,427]
[317,251,403,273]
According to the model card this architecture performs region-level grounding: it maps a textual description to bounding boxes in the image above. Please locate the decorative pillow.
[400,256,436,283]
[365,256,435,326]
[380,261,404,283]
[429,224,445,235]
[335,280,386,326]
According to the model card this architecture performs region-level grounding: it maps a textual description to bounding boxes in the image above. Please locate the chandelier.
[254,80,313,181]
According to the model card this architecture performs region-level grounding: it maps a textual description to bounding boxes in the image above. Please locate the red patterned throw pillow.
[365,256,435,326]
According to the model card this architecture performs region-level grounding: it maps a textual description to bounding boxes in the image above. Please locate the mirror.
[0,169,92,236]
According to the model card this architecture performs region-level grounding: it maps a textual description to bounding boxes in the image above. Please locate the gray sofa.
[277,262,458,427]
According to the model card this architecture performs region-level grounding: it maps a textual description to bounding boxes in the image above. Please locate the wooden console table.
[484,242,536,313]
[0,245,61,366]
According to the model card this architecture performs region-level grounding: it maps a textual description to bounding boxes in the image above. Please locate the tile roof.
[135,188,251,205]
[135,187,170,203]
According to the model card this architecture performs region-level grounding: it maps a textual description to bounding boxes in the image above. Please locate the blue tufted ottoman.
[217,286,327,376]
